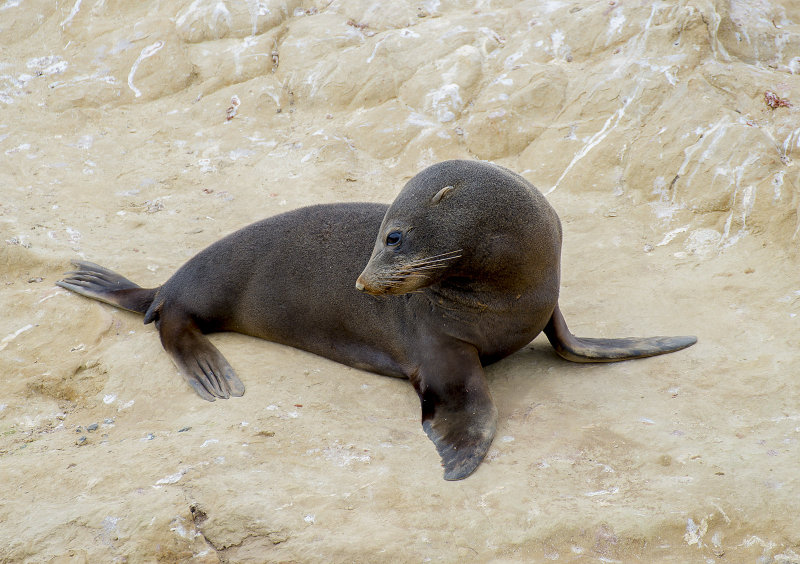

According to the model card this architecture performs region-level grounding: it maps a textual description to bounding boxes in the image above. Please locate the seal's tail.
[544,304,696,363]
[56,260,157,315]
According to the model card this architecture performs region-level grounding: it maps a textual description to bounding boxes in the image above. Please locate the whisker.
[405,263,451,271]
[402,262,458,274]
[404,256,462,271]
[422,249,463,260]
[407,249,463,264]
[408,257,458,267]
[409,249,462,260]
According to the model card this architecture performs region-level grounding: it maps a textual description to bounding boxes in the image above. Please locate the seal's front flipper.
[155,313,245,401]
[413,345,497,481]
[544,304,697,363]
[56,260,157,314]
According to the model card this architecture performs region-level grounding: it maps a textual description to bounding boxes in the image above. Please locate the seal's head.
[356,160,561,297]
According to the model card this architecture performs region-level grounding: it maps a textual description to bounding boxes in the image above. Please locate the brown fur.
[58,160,696,480]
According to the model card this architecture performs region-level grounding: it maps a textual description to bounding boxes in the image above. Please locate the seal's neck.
[425,276,521,314]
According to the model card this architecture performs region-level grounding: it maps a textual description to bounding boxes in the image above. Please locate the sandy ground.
[2,0,799,562]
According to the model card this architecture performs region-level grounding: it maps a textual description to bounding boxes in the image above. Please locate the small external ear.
[431,185,455,205]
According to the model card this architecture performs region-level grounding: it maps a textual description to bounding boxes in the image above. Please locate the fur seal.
[57,160,696,480]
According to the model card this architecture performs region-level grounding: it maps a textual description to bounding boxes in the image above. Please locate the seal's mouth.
[354,274,383,295]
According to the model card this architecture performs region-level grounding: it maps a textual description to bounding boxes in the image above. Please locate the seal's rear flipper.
[414,345,497,481]
[155,313,246,401]
[56,260,157,314]
[544,304,697,363]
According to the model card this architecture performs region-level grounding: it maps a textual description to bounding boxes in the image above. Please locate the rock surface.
[1,0,799,561]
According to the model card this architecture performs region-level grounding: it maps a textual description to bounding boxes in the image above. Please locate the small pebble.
[87,423,99,432]
[75,426,83,433]
[144,433,155,440]
[103,418,114,425]
[178,426,191,433]
[76,436,87,446]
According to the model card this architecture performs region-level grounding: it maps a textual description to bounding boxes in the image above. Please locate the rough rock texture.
[1,0,799,562]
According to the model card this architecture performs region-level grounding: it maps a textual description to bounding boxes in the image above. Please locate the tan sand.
[1,1,799,561]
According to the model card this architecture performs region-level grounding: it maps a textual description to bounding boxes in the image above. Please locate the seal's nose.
[355,277,366,292]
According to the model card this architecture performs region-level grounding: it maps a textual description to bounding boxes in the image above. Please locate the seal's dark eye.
[385,231,402,247]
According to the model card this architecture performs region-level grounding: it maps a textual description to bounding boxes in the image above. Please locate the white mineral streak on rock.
[155,467,190,485]
[246,0,269,36]
[0,0,23,10]
[703,6,731,62]
[606,11,625,44]
[128,41,165,98]
[781,127,800,160]
[428,84,462,123]
[684,517,707,547]
[59,0,82,28]
[685,228,722,257]
[546,87,639,195]
[26,56,67,76]
[0,324,33,352]
[584,487,619,497]
[656,226,688,247]
[721,170,758,247]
